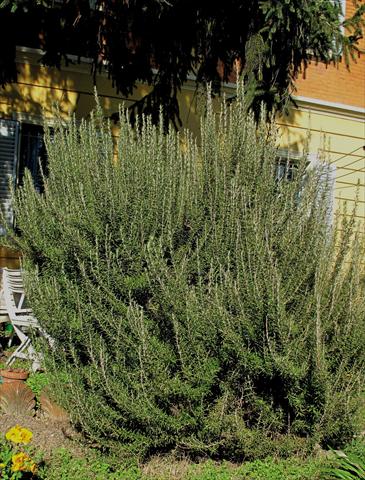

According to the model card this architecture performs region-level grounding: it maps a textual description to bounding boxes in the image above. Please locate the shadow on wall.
[0,63,77,122]
[0,55,146,124]
[276,105,310,156]
[1,51,237,137]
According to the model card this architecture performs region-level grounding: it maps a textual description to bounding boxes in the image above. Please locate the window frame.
[275,149,336,226]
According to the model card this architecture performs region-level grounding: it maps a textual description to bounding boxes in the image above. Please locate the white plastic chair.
[1,267,52,371]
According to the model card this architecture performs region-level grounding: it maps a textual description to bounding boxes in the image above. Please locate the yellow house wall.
[278,108,365,235]
[0,55,136,121]
[0,50,204,135]
[1,49,364,240]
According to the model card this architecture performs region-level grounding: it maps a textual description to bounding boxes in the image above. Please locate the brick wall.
[295,0,365,108]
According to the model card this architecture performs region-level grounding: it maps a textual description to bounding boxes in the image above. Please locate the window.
[276,162,296,181]
[275,151,301,182]
[0,119,19,234]
[18,123,47,192]
[0,119,47,234]
[275,150,336,225]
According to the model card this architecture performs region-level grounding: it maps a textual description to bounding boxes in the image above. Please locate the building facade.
[282,0,365,238]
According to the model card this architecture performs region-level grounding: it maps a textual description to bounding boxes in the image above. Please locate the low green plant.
[26,372,50,402]
[344,439,365,461]
[38,449,141,480]
[322,450,365,479]
[38,449,325,480]
[0,358,31,371]
[186,457,324,480]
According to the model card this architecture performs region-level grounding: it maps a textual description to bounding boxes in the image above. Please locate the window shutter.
[0,119,20,234]
[308,154,336,226]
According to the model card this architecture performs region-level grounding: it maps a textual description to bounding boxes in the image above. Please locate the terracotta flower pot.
[0,368,29,384]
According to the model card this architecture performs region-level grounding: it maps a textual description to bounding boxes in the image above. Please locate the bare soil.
[0,413,84,459]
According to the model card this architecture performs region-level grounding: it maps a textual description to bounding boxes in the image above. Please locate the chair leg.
[6,338,42,371]
[6,337,31,366]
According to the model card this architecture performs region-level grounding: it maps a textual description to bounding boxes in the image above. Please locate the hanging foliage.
[0,0,364,124]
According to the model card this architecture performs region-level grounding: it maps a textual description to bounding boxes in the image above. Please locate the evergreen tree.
[0,0,364,125]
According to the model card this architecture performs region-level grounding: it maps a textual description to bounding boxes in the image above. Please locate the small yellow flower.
[0,462,5,468]
[11,452,28,472]
[11,452,36,473]
[5,425,33,444]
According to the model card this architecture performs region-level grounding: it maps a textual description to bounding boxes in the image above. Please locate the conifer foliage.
[9,88,365,459]
[1,0,365,125]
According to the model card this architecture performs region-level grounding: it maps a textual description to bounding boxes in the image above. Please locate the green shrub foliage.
[9,86,365,459]
[323,449,365,479]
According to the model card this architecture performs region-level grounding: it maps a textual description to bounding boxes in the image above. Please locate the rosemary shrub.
[8,87,365,459]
